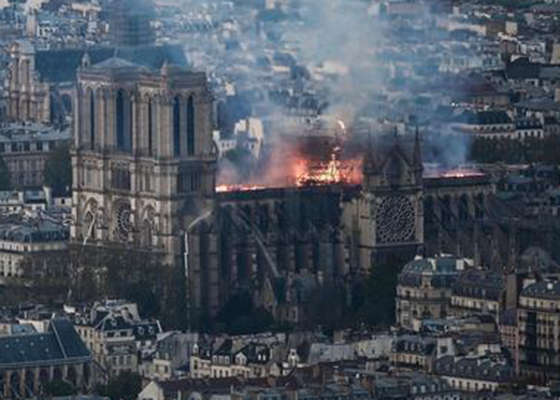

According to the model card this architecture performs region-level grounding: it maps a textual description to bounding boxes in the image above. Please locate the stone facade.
[396,255,471,330]
[6,41,52,125]
[0,123,69,188]
[518,280,560,381]
[0,319,92,398]
[70,59,216,265]
[0,218,68,280]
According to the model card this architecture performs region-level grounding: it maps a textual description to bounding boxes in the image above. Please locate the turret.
[362,135,379,191]
[413,126,423,178]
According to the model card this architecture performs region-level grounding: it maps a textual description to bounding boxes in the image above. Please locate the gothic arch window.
[424,196,434,226]
[475,193,485,220]
[116,90,126,151]
[441,195,452,224]
[173,96,181,157]
[142,218,153,247]
[187,95,195,156]
[67,366,77,387]
[24,370,34,398]
[84,211,97,240]
[148,98,154,156]
[83,364,91,386]
[84,199,99,240]
[61,94,72,114]
[53,367,63,381]
[10,372,21,398]
[89,89,95,150]
[459,194,470,221]
[128,94,134,152]
[38,369,48,386]
[387,156,402,184]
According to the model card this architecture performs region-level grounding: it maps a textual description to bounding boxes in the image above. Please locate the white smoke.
[284,0,386,124]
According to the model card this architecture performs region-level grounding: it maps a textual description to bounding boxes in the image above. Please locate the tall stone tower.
[355,132,424,268]
[108,0,156,48]
[71,58,216,265]
[6,40,50,124]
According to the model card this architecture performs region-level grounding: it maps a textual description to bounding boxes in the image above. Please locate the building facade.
[518,280,560,381]
[0,217,68,280]
[71,300,162,379]
[396,255,471,329]
[0,319,92,399]
[0,123,69,188]
[449,269,505,322]
[70,59,216,266]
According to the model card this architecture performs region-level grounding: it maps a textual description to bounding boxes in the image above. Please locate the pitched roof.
[0,319,90,368]
[35,44,188,83]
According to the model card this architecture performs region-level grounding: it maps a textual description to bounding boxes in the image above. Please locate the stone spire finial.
[363,133,379,176]
[413,126,423,171]
[82,51,91,68]
[161,60,169,76]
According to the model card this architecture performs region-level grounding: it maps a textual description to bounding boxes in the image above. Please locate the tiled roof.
[435,356,512,382]
[0,319,90,368]
[521,280,560,300]
[0,219,69,243]
[35,44,187,83]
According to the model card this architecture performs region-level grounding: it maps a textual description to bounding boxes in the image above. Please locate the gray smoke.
[159,0,480,170]
[284,0,386,124]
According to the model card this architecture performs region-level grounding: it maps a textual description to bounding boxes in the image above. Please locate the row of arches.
[0,363,90,398]
[82,87,196,158]
[81,198,156,247]
[424,193,488,227]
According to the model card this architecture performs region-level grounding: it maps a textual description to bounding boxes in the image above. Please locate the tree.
[214,291,274,334]
[44,142,71,196]
[42,379,76,397]
[94,372,142,400]
[0,155,11,190]
[348,260,402,329]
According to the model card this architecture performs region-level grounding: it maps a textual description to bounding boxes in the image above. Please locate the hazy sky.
[0,0,48,12]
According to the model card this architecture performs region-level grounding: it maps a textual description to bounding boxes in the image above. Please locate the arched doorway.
[24,370,34,397]
[9,371,20,398]
[67,366,77,388]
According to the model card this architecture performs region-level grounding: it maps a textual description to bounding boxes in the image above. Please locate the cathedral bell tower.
[71,58,217,265]
[354,130,424,269]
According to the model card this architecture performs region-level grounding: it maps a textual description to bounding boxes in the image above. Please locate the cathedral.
[71,59,216,267]
[64,0,504,328]
[70,54,498,326]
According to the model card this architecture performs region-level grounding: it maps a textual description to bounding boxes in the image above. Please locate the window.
[111,168,131,191]
[23,142,30,151]
[177,172,200,193]
[173,96,181,157]
[90,89,95,150]
[187,96,195,156]
[116,90,130,152]
[148,99,154,156]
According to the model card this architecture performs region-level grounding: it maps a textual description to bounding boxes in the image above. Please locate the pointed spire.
[363,133,379,176]
[161,59,169,76]
[413,126,422,170]
[81,51,91,68]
